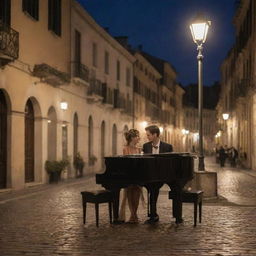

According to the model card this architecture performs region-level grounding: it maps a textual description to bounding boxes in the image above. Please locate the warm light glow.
[193,132,199,141]
[215,131,221,138]
[159,127,164,133]
[190,14,211,45]
[141,121,148,128]
[182,129,189,135]
[47,119,51,123]
[60,101,68,110]
[222,113,229,120]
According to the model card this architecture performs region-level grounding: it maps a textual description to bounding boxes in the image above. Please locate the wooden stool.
[169,190,203,226]
[81,190,113,227]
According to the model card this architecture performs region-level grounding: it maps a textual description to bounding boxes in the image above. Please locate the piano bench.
[169,190,203,226]
[81,190,113,227]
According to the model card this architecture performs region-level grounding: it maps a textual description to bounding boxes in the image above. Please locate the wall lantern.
[60,101,68,110]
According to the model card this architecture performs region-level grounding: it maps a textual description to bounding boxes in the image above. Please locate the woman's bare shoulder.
[123,146,129,155]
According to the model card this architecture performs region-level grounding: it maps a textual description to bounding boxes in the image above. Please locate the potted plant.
[73,152,85,177]
[89,155,97,166]
[45,159,69,183]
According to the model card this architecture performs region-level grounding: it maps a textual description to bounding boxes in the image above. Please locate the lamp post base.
[191,171,218,198]
[198,155,205,171]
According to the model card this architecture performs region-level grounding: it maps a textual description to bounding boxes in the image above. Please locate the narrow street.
[0,157,256,256]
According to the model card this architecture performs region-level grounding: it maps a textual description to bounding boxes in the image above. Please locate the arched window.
[25,99,35,182]
[88,116,93,165]
[73,113,78,158]
[0,90,8,188]
[47,107,57,161]
[123,125,129,145]
[112,124,117,155]
[101,121,105,168]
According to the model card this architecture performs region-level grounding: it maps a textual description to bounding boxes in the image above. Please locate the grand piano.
[96,152,194,224]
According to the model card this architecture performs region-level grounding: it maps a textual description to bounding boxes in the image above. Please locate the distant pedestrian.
[219,146,227,167]
[215,144,220,163]
[230,147,238,167]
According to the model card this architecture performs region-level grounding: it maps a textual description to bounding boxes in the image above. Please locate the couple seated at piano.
[119,125,173,224]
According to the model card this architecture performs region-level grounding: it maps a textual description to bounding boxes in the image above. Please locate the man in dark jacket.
[143,125,173,223]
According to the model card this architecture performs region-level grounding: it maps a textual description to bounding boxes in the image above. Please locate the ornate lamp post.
[190,14,211,171]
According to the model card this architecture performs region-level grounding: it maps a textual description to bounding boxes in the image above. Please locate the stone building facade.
[183,106,218,154]
[0,0,134,189]
[217,0,256,169]
[0,0,187,190]
[141,52,185,151]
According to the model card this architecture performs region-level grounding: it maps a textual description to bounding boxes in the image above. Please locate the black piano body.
[96,152,194,223]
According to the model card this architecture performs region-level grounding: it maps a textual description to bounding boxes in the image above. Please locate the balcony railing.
[33,63,70,86]
[102,83,113,105]
[71,62,89,82]
[87,78,102,96]
[0,22,19,65]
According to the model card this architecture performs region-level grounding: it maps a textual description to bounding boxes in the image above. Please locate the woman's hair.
[124,129,139,145]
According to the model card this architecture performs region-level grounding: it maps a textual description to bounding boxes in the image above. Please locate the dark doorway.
[25,99,35,182]
[73,113,78,158]
[0,91,7,188]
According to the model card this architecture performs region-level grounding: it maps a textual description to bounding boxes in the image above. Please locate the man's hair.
[145,125,160,137]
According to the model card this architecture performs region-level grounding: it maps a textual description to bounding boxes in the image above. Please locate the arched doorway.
[0,91,7,188]
[88,116,93,165]
[25,99,35,182]
[47,107,57,161]
[123,125,129,146]
[112,124,117,155]
[123,125,128,133]
[73,113,78,158]
[100,121,105,168]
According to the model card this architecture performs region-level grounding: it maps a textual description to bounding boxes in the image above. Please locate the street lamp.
[222,113,229,120]
[190,14,211,171]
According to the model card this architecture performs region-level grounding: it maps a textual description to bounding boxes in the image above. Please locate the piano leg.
[110,188,121,224]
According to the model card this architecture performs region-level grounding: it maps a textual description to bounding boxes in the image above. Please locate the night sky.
[77,0,236,86]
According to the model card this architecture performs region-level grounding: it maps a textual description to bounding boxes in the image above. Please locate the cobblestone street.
[1,157,256,256]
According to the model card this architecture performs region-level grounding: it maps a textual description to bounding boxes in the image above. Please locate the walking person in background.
[219,146,227,167]
[230,147,238,167]
[215,144,220,163]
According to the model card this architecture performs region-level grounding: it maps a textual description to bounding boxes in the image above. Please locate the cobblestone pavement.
[0,158,256,256]
[204,157,256,206]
